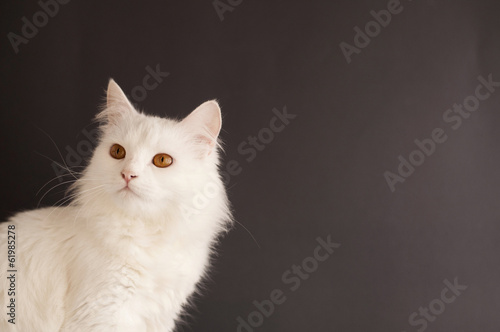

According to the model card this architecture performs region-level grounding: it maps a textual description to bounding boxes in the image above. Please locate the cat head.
[77,79,225,219]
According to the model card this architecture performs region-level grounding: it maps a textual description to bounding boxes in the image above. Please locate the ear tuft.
[181,100,222,156]
[96,79,137,125]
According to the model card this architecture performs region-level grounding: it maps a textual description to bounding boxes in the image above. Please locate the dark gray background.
[1,0,500,331]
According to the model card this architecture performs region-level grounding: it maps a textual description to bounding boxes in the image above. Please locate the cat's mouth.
[119,186,140,198]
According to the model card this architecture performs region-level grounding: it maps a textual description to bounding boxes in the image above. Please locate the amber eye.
[153,153,173,168]
[110,144,126,159]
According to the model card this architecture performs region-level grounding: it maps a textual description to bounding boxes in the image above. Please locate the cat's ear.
[96,79,137,125]
[181,100,222,157]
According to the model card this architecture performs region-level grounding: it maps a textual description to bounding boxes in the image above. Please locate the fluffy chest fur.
[62,211,214,331]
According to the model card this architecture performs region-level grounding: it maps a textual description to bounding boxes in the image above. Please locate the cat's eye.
[153,153,173,168]
[110,144,126,159]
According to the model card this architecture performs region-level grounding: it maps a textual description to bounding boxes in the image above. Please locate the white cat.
[0,80,232,332]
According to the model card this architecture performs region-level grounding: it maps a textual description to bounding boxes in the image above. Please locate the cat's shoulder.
[3,206,81,230]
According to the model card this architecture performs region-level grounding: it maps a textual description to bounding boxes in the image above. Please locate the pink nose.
[121,171,138,183]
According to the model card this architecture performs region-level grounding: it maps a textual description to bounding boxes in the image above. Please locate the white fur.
[0,80,232,332]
